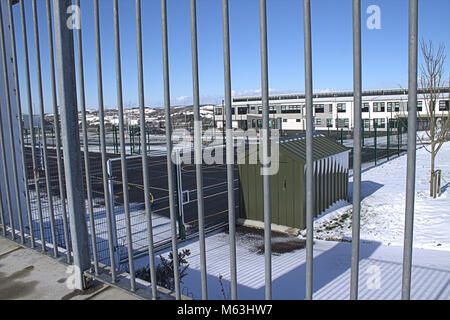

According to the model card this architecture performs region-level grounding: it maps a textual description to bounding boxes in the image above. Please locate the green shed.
[238,134,350,230]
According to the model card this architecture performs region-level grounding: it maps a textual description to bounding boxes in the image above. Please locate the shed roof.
[278,134,350,161]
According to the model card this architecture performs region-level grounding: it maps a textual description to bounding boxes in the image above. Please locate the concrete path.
[0,237,139,300]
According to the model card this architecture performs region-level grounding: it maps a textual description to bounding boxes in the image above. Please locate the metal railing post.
[45,0,71,263]
[303,0,314,300]
[0,1,15,241]
[113,0,136,292]
[52,0,91,289]
[161,0,181,300]
[259,0,272,300]
[18,0,46,251]
[32,0,58,257]
[221,0,238,300]
[350,0,362,300]
[75,0,99,274]
[8,0,34,244]
[93,0,117,282]
[402,0,418,300]
[189,0,208,300]
[135,0,158,299]
[0,0,24,243]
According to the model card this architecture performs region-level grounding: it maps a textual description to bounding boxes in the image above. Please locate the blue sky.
[12,0,450,113]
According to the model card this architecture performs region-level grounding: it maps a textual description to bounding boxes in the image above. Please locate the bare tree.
[417,39,450,197]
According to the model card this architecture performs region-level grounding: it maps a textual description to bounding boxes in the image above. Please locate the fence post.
[387,120,390,160]
[52,0,91,290]
[374,120,377,166]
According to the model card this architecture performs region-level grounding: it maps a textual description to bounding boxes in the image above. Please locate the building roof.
[278,134,350,161]
[232,87,449,103]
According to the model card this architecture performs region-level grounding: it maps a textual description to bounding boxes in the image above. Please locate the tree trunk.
[430,141,436,197]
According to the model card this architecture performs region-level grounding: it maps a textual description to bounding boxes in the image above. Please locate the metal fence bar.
[135,0,157,299]
[259,0,272,300]
[93,0,117,282]
[45,0,71,263]
[76,0,99,274]
[350,0,362,300]
[19,0,46,251]
[0,190,4,237]
[32,0,58,257]
[0,0,24,243]
[189,0,208,300]
[221,0,238,301]
[112,0,136,292]
[161,0,181,300]
[303,0,314,300]
[52,0,91,290]
[0,3,15,241]
[7,0,35,248]
[402,0,418,300]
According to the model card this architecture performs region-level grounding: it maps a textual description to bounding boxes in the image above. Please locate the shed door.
[276,161,294,228]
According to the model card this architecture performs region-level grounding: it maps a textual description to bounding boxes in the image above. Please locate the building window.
[256,105,277,114]
[373,102,385,112]
[337,103,346,113]
[314,118,326,127]
[363,119,371,129]
[296,119,301,123]
[282,119,287,122]
[281,105,302,114]
[314,104,325,113]
[439,100,449,111]
[362,103,369,113]
[417,101,423,112]
[215,108,222,116]
[374,118,386,128]
[326,119,333,128]
[237,107,248,115]
[336,118,349,128]
[387,102,400,112]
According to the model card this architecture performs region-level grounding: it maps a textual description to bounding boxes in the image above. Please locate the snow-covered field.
[134,230,450,300]
[307,141,450,251]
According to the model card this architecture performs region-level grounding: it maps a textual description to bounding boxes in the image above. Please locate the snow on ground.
[305,141,450,251]
[134,231,450,300]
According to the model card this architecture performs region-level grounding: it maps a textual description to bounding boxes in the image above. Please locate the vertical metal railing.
[32,0,59,257]
[0,0,20,243]
[93,0,118,282]
[259,0,272,301]
[402,0,418,301]
[135,0,158,300]
[350,0,362,300]
[75,0,99,275]
[112,0,136,293]
[6,1,33,243]
[189,0,208,300]
[303,0,314,301]
[45,0,71,263]
[19,0,46,251]
[52,0,91,289]
[221,0,238,301]
[161,0,181,300]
